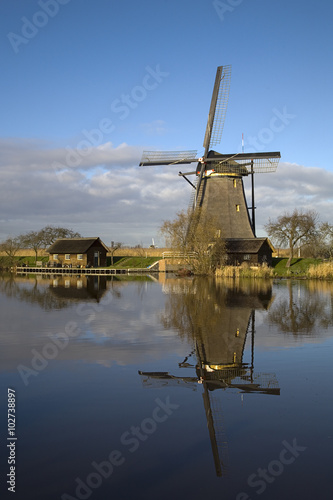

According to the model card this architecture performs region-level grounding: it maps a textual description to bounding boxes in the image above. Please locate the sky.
[1,0,333,246]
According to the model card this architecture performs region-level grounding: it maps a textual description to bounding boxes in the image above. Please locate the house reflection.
[49,275,107,302]
[139,278,280,477]
[0,274,109,309]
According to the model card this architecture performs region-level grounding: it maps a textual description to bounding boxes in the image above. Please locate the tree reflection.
[268,281,333,334]
[0,275,70,310]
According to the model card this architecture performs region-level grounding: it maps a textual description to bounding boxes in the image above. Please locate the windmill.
[140,65,281,238]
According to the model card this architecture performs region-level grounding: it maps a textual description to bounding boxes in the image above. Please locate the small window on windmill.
[233,179,237,188]
[236,204,240,212]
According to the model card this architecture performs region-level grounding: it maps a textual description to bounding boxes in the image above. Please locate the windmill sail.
[140,150,197,166]
[196,65,232,206]
[203,65,231,154]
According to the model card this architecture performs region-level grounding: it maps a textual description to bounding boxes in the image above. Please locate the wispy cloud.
[139,120,168,136]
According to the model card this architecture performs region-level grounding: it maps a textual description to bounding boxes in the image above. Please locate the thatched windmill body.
[140,66,280,240]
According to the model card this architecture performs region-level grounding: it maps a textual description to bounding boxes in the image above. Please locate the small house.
[47,237,108,268]
[225,238,275,266]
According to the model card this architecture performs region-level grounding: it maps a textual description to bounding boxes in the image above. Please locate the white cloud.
[1,140,333,245]
[245,162,333,235]
[0,138,189,245]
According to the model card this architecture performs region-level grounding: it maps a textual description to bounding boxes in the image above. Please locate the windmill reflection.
[139,278,280,477]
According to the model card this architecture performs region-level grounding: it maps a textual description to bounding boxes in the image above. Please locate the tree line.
[1,209,333,272]
[0,226,81,266]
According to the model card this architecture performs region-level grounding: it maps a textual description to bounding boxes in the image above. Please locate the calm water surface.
[0,274,332,500]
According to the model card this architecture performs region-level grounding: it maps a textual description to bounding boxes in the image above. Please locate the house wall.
[227,248,273,266]
[86,243,107,267]
[49,253,88,267]
[227,253,258,266]
[258,244,273,266]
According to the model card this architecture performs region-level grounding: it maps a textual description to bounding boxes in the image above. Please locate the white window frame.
[65,254,71,260]
[53,254,58,260]
[77,254,83,260]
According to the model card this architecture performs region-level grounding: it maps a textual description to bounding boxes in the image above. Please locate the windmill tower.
[140,66,280,240]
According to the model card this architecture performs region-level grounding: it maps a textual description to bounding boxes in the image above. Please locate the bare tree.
[109,241,122,266]
[39,226,81,247]
[160,208,226,274]
[20,231,45,264]
[0,237,22,267]
[264,209,319,267]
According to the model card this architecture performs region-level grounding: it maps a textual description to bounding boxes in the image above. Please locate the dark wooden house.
[225,238,275,266]
[47,237,108,268]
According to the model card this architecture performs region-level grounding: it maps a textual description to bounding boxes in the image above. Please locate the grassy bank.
[216,264,274,278]
[307,261,333,279]
[216,258,324,279]
[6,254,333,279]
[109,256,161,268]
[271,258,322,277]
[0,255,49,267]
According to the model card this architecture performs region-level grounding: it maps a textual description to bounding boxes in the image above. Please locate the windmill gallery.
[140,65,281,267]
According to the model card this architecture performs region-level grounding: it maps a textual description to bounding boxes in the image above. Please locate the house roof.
[225,238,275,254]
[47,237,109,254]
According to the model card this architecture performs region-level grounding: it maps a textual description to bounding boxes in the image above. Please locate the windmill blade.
[138,371,198,390]
[140,150,197,166]
[203,65,231,155]
[194,159,206,207]
[209,151,281,175]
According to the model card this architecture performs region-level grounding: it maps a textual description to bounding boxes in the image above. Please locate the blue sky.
[1,0,333,245]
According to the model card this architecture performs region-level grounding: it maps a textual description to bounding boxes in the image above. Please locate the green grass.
[17,256,49,265]
[109,256,161,269]
[0,255,49,267]
[271,257,322,277]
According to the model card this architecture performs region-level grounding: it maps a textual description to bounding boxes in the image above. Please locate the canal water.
[0,274,332,500]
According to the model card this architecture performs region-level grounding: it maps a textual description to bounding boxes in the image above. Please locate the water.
[0,274,332,500]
